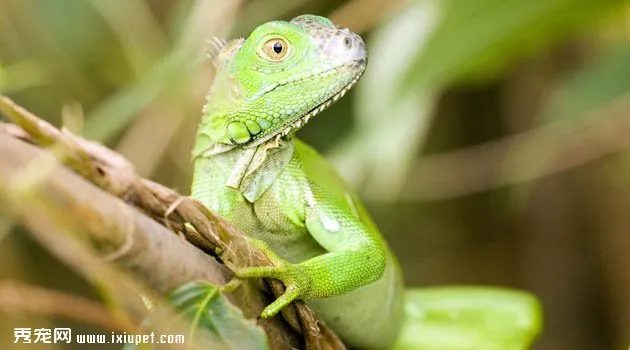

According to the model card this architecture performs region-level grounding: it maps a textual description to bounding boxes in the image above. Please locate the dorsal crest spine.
[205,37,244,69]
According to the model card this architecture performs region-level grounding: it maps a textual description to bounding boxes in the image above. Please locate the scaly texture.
[191,15,404,349]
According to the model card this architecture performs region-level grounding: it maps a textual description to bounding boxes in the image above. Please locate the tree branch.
[0,281,135,333]
[0,133,229,291]
[0,95,345,350]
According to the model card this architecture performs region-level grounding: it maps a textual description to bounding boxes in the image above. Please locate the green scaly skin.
[191,15,404,349]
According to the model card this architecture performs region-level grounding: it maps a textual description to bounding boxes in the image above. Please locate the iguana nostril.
[343,37,352,49]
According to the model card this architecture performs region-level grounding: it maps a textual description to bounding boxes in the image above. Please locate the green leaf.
[394,286,542,350]
[168,281,269,350]
[405,0,625,90]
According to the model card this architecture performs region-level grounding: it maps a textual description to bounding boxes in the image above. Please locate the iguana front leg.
[236,189,386,318]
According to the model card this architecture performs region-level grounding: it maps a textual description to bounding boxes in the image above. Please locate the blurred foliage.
[543,45,630,123]
[395,287,541,350]
[406,0,625,87]
[2,0,630,349]
[338,0,628,200]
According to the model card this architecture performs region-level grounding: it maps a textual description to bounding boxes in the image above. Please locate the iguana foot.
[236,238,310,317]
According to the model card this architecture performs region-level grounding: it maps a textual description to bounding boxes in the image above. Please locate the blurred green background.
[2,0,630,348]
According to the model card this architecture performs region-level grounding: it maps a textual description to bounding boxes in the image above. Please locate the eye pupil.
[273,41,283,54]
[261,38,288,60]
[344,38,352,48]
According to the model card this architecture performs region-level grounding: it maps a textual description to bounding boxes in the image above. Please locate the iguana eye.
[260,38,289,61]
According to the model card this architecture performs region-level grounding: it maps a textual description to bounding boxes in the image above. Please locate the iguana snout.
[291,15,367,66]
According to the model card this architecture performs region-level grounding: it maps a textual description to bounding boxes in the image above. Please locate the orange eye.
[261,38,289,61]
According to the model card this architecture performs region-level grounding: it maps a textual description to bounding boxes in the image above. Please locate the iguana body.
[191,15,404,349]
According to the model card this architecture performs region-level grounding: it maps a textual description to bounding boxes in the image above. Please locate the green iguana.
[191,14,403,349]
[0,12,542,350]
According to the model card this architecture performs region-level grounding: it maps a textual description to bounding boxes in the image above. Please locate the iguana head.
[196,15,367,153]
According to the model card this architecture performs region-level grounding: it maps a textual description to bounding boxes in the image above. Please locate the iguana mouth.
[246,62,366,148]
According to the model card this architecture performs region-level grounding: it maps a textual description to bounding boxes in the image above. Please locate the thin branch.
[401,93,630,201]
[0,281,135,333]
